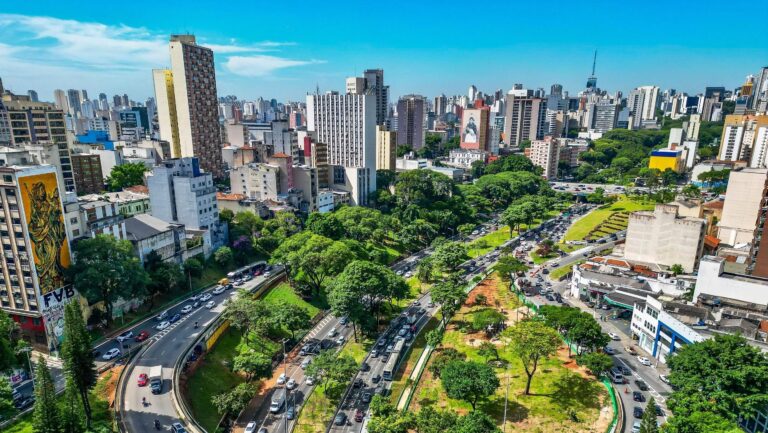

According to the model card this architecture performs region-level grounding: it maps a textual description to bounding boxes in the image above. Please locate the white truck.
[149,365,163,394]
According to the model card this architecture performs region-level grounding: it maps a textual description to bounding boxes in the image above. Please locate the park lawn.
[531,251,558,265]
[563,198,655,242]
[410,274,609,432]
[388,315,441,404]
[549,260,585,281]
[262,283,320,318]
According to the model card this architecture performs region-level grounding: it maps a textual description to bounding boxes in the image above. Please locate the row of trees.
[366,396,501,433]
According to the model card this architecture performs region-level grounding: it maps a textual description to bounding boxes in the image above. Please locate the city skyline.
[1,1,766,101]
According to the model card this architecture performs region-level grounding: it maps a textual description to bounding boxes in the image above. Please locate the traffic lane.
[253,315,349,433]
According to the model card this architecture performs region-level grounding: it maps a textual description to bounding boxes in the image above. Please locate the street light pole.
[282,339,288,433]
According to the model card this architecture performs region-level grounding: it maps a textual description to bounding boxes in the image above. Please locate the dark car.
[15,396,34,410]
[353,378,364,388]
[169,313,181,324]
[334,412,347,426]
[620,366,631,376]
[653,404,664,416]
[635,379,649,391]
[360,362,370,372]
[633,391,645,402]
[633,407,644,418]
[371,374,381,384]
[361,392,372,403]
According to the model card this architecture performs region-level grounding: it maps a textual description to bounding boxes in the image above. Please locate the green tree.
[501,204,525,233]
[666,334,768,423]
[273,302,312,339]
[470,160,486,178]
[440,360,500,410]
[32,358,60,433]
[417,256,435,283]
[670,264,684,275]
[272,232,356,296]
[455,410,501,433]
[680,184,701,199]
[426,328,444,348]
[61,374,85,433]
[505,319,561,395]
[212,382,257,418]
[61,302,97,428]
[222,291,272,346]
[433,241,469,273]
[429,348,466,378]
[413,406,458,433]
[577,352,613,377]
[493,255,528,281]
[471,308,505,333]
[640,397,660,433]
[569,313,610,356]
[105,161,147,191]
[662,411,741,433]
[306,212,345,239]
[0,377,15,420]
[0,309,17,372]
[233,350,272,382]
[183,257,203,278]
[305,350,358,395]
[214,246,234,267]
[477,341,499,363]
[67,234,149,323]
[431,280,467,325]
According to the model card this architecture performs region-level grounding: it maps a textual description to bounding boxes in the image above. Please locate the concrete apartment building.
[147,157,218,230]
[71,153,103,194]
[627,85,660,128]
[0,98,68,146]
[230,162,281,201]
[0,165,73,351]
[503,90,547,148]
[396,95,426,150]
[718,168,768,246]
[306,90,376,205]
[528,137,560,179]
[124,213,188,264]
[624,204,705,272]
[153,35,223,178]
[347,69,389,125]
[376,125,396,170]
[717,114,768,166]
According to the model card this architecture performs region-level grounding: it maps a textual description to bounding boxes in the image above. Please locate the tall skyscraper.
[53,89,68,112]
[346,69,389,125]
[396,95,426,150]
[306,90,376,205]
[627,85,660,128]
[503,90,547,148]
[98,93,109,111]
[66,89,81,116]
[112,94,122,109]
[153,34,223,178]
[753,67,768,112]
[468,85,478,102]
[434,94,447,117]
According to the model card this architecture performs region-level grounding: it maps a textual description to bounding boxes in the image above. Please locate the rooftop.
[124,214,182,241]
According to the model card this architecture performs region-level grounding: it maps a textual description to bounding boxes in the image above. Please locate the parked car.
[156,321,170,331]
[180,305,193,314]
[277,373,287,385]
[305,375,315,386]
[608,332,620,341]
[102,348,121,360]
[659,374,670,384]
[625,346,637,355]
[631,420,641,433]
[637,356,652,366]
[116,330,134,342]
[137,373,149,387]
[301,358,312,369]
[633,407,644,418]
[244,422,257,433]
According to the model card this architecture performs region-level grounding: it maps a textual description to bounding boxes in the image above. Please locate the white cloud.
[225,55,325,77]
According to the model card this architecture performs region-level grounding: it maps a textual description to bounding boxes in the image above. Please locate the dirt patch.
[465,277,501,308]
[98,365,123,407]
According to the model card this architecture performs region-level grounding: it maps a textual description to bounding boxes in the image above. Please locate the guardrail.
[608,380,624,433]
[115,340,155,432]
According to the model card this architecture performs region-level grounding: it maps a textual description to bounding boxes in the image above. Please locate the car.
[234,279,244,287]
[601,304,611,310]
[155,310,169,321]
[632,391,644,402]
[116,330,134,342]
[371,374,381,383]
[370,349,379,358]
[633,407,644,418]
[189,294,201,302]
[386,344,394,353]
[542,269,549,274]
[637,356,652,366]
[654,404,664,416]
[205,300,216,309]
[404,272,412,278]
[305,376,316,386]
[353,378,364,388]
[625,346,638,355]
[138,373,149,386]
[200,293,212,302]
[397,328,407,337]
[610,367,622,377]
[608,332,620,341]
[376,339,386,348]
[360,362,370,372]
[156,321,170,330]
[339,316,348,325]
[277,373,287,385]
[212,286,225,295]
[301,358,312,369]
[327,328,338,338]
[659,374,670,384]
[171,422,188,433]
[336,335,345,345]
[286,378,297,389]
[334,412,347,426]
[361,392,372,403]
[631,420,641,433]
[168,313,182,324]
[180,305,193,314]
[545,294,555,301]
[603,346,616,355]
[15,396,34,410]
[355,408,364,422]
[286,405,296,420]
[635,379,649,391]
[396,270,404,276]
[620,366,631,376]
[102,348,121,360]
[244,422,258,433]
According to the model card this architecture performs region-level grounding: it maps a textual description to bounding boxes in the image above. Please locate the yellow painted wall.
[649,155,683,172]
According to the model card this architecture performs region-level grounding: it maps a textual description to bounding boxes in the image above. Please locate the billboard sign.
[460,108,488,150]
[40,285,78,344]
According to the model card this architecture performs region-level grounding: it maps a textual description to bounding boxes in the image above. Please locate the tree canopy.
[440,360,500,410]
[105,162,146,191]
[505,319,561,395]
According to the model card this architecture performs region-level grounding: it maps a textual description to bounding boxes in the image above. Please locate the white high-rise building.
[306,90,376,205]
[468,85,478,103]
[147,157,218,230]
[627,86,660,128]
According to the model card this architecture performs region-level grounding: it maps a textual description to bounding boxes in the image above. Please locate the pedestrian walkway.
[395,345,432,411]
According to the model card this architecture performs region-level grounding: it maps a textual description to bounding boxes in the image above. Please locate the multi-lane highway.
[117,268,282,432]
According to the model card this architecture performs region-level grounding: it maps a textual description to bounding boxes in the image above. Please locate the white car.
[286,378,297,389]
[200,293,212,302]
[637,356,652,366]
[608,332,620,341]
[205,300,216,309]
[115,330,133,342]
[156,321,170,331]
[277,373,287,385]
[659,374,670,384]
[244,422,257,433]
[305,376,315,386]
[212,286,225,295]
[301,358,312,369]
[180,305,193,314]
[102,348,121,360]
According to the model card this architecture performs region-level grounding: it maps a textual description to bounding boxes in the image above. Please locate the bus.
[226,261,267,280]
[382,339,406,381]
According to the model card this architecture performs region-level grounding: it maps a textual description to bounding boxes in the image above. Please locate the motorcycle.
[154,419,161,430]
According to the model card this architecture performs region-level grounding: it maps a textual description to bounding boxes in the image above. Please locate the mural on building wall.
[20,172,70,294]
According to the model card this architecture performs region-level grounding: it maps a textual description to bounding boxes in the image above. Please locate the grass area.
[262,283,320,318]
[388,315,441,403]
[549,260,585,281]
[531,251,558,265]
[411,273,608,432]
[563,198,654,242]
[185,328,246,432]
[467,226,512,258]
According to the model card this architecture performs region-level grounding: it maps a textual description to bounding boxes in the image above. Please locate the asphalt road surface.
[119,270,281,432]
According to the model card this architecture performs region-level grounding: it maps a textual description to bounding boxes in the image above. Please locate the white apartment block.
[718,115,768,165]
[717,168,767,246]
[628,85,660,128]
[147,157,218,230]
[630,295,705,364]
[230,163,280,202]
[447,149,487,168]
[528,137,559,179]
[306,91,376,205]
[694,255,768,307]
[623,204,705,272]
[292,165,319,212]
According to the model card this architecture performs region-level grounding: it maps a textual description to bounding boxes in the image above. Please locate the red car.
[137,373,148,387]
[134,331,150,342]
[354,409,364,422]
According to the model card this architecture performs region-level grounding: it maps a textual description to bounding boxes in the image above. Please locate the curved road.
[118,270,281,432]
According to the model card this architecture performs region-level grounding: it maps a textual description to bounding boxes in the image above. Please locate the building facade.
[147,157,218,230]
[502,92,546,148]
[718,168,767,246]
[396,95,426,150]
[71,154,103,194]
[376,125,396,170]
[528,137,560,179]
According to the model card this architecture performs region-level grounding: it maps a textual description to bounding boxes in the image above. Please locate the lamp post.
[17,345,33,387]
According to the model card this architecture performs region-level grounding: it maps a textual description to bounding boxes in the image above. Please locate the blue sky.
[1,0,766,103]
